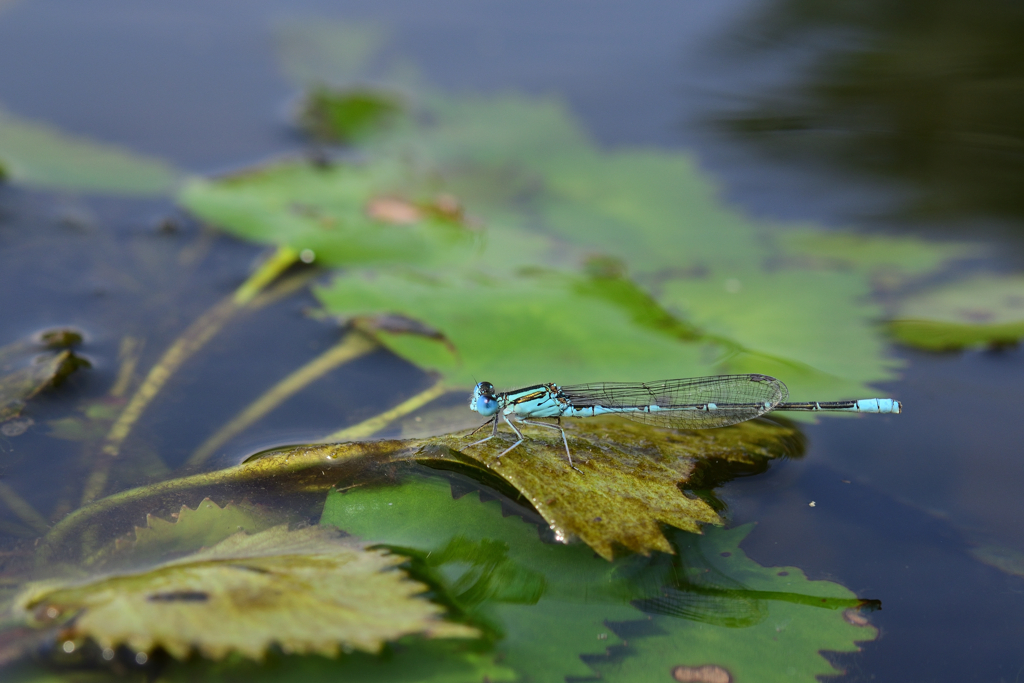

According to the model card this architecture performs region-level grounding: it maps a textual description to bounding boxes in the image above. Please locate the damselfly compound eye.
[476,395,498,416]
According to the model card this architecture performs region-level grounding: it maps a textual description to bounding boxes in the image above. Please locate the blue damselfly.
[468,374,900,471]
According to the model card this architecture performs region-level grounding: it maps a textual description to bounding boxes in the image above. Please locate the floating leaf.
[889,318,1024,351]
[316,93,939,400]
[0,106,180,195]
[15,526,477,661]
[298,87,403,143]
[180,80,959,403]
[41,417,799,566]
[179,162,475,268]
[592,525,878,683]
[322,474,864,682]
[779,230,978,280]
[316,266,717,390]
[322,476,643,680]
[429,417,799,559]
[660,268,900,399]
[325,416,798,561]
[889,275,1024,350]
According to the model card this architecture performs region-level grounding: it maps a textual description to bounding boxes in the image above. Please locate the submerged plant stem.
[0,481,50,535]
[186,332,377,469]
[322,379,448,441]
[81,246,301,506]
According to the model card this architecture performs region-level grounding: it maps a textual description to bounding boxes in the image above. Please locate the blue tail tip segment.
[858,398,902,414]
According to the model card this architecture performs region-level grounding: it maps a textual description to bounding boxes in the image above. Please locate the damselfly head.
[470,381,499,416]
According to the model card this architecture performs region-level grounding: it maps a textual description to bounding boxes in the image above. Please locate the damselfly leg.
[467,413,501,448]
[468,417,496,438]
[468,414,581,473]
[496,414,525,457]
[468,412,523,453]
[520,418,581,473]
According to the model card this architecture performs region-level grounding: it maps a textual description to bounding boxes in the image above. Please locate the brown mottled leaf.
[366,196,423,224]
[16,526,477,661]
[420,417,799,560]
[39,418,799,566]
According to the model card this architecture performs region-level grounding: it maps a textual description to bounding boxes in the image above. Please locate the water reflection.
[725,0,1024,222]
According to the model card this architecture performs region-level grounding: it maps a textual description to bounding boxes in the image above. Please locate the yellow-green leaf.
[16,526,477,660]
[97,498,289,568]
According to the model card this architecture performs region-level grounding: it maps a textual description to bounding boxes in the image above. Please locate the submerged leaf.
[1,350,88,422]
[592,525,878,683]
[16,526,477,661]
[889,275,1024,350]
[98,498,288,568]
[0,106,180,195]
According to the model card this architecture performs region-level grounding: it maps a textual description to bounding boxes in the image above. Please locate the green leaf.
[318,92,951,400]
[321,475,643,681]
[179,162,476,268]
[538,151,765,274]
[14,526,477,660]
[160,640,516,683]
[298,87,403,143]
[0,106,180,195]
[316,266,717,389]
[180,80,961,402]
[592,525,878,683]
[321,476,870,683]
[659,268,900,399]
[889,275,1024,350]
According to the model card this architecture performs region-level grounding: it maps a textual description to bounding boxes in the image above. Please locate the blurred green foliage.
[297,87,402,143]
[0,106,180,195]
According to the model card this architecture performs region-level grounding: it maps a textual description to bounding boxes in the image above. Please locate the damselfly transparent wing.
[560,374,789,430]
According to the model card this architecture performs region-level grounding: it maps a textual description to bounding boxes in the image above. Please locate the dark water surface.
[1,0,1022,680]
